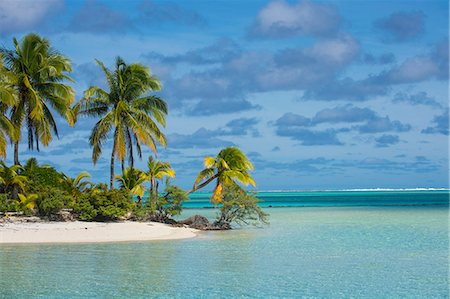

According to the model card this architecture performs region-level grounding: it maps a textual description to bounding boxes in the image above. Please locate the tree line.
[0,33,268,228]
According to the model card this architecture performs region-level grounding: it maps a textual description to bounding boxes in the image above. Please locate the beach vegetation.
[0,33,74,166]
[15,193,38,210]
[145,156,175,210]
[0,193,18,212]
[74,57,167,189]
[74,189,133,221]
[191,147,256,204]
[115,167,146,200]
[214,184,269,227]
[0,161,28,194]
[0,33,268,229]
[36,188,72,217]
[60,171,93,197]
[22,158,63,192]
[152,182,189,222]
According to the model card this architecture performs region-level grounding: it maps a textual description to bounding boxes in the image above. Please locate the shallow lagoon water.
[0,192,448,298]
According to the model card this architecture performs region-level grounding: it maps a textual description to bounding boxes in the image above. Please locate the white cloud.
[250,0,341,38]
[0,0,63,34]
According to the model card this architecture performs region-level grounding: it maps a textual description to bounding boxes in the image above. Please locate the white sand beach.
[0,221,198,244]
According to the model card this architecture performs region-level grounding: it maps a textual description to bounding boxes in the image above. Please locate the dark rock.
[210,221,232,230]
[49,211,74,222]
[179,215,211,230]
[178,215,232,230]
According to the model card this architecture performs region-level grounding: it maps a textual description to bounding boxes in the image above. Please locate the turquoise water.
[186,190,449,208]
[0,191,448,298]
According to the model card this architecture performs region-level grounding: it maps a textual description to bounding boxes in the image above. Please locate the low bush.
[215,184,269,227]
[0,194,18,212]
[22,159,64,192]
[36,188,72,217]
[73,189,133,221]
[150,184,189,222]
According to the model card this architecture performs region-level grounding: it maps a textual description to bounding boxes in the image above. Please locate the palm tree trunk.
[110,140,116,190]
[186,174,218,194]
[150,178,155,211]
[12,141,20,199]
[13,141,19,165]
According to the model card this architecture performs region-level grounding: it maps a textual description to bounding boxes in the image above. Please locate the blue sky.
[0,0,448,190]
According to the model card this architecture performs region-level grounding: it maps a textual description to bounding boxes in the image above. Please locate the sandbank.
[0,221,198,244]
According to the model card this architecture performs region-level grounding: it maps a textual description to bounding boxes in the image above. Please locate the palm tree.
[0,161,28,194]
[191,147,256,204]
[0,54,18,157]
[115,167,146,200]
[75,57,167,189]
[145,156,175,209]
[0,53,17,107]
[0,33,74,165]
[60,171,93,196]
[15,193,38,210]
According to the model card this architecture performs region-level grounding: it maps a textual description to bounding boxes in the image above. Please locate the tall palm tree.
[0,33,74,165]
[76,57,167,189]
[115,167,146,200]
[60,171,93,197]
[0,161,28,194]
[191,147,256,204]
[0,54,18,157]
[145,156,175,209]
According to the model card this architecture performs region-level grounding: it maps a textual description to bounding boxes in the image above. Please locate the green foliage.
[192,146,256,204]
[15,193,37,210]
[73,196,97,221]
[36,188,72,216]
[74,57,168,188]
[0,161,28,194]
[22,158,63,191]
[73,189,133,221]
[131,205,150,220]
[1,33,74,161]
[0,194,18,212]
[156,184,189,218]
[60,171,92,196]
[115,167,146,198]
[216,185,269,226]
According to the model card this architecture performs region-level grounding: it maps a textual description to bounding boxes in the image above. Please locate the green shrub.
[73,195,97,221]
[73,189,133,221]
[36,188,72,216]
[157,184,189,217]
[215,184,269,226]
[131,205,150,220]
[0,194,18,212]
[22,159,64,192]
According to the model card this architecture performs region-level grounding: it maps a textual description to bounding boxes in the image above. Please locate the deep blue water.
[0,190,448,298]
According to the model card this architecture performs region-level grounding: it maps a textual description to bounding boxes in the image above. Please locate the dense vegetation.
[0,33,268,228]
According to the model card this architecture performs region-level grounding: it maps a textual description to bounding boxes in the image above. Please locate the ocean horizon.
[183,189,450,208]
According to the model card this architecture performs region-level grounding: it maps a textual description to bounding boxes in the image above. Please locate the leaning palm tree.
[144,156,175,209]
[60,171,93,197]
[0,161,28,194]
[115,167,146,201]
[190,147,256,204]
[75,57,167,189]
[0,33,74,165]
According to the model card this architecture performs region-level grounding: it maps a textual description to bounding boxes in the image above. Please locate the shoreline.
[0,221,199,244]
